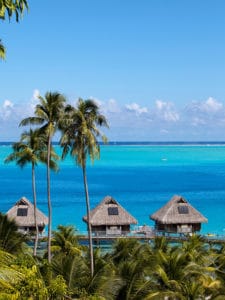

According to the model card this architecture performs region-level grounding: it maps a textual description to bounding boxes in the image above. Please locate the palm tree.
[60,98,108,277]
[111,238,142,265]
[20,91,66,262]
[181,234,209,265]
[4,129,59,256]
[51,225,81,256]
[0,213,27,254]
[5,129,45,256]
[51,251,84,293]
[51,246,117,299]
[142,237,221,300]
[0,249,20,298]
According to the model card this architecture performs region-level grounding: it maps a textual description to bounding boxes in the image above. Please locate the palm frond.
[0,39,6,59]
[19,116,44,127]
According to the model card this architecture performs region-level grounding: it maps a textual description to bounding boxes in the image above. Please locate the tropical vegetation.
[1,223,225,299]
[3,93,225,299]
[0,212,27,254]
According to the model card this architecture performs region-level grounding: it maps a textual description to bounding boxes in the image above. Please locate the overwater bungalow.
[150,195,208,234]
[6,196,48,234]
[83,195,138,236]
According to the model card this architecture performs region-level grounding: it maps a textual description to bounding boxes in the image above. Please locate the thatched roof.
[6,196,48,227]
[83,195,138,226]
[150,195,208,224]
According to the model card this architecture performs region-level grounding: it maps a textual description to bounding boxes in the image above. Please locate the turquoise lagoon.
[1,142,225,235]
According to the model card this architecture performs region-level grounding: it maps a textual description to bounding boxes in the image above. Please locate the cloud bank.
[1,90,225,141]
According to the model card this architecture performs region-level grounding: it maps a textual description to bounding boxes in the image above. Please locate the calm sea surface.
[1,142,225,235]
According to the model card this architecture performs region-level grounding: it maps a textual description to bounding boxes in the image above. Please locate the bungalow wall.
[18,225,45,234]
[155,222,201,233]
[91,225,130,236]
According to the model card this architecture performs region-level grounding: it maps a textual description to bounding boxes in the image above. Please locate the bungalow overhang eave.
[82,217,137,226]
[151,218,208,224]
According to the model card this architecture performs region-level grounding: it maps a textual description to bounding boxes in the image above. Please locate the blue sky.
[1,0,225,141]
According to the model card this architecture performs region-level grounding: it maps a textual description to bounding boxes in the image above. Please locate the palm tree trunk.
[32,163,39,257]
[82,164,94,277]
[47,135,52,263]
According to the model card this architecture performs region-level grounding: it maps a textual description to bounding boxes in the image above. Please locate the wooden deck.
[77,233,225,245]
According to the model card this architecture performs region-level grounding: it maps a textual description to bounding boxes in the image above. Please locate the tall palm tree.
[4,129,58,256]
[20,91,66,262]
[60,98,108,277]
[5,129,45,256]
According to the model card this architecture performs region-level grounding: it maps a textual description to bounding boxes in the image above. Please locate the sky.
[1,0,225,141]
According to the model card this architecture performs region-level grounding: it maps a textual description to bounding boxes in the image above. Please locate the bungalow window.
[178,206,189,214]
[108,207,119,215]
[17,208,28,216]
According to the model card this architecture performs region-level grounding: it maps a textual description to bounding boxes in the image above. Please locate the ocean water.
[1,142,225,235]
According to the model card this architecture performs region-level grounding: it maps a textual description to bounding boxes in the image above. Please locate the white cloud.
[2,93,225,141]
[160,129,169,134]
[0,89,39,125]
[28,89,40,112]
[0,100,15,120]
[191,117,206,126]
[155,100,180,122]
[186,97,223,114]
[106,99,121,113]
[202,97,223,113]
[156,100,167,110]
[32,89,40,100]
[164,111,180,122]
[3,100,14,109]
[125,102,148,115]
[92,98,121,114]
[184,97,225,128]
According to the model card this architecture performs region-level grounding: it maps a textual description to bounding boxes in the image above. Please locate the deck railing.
[77,226,155,238]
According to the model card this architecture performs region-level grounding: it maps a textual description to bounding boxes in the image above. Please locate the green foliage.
[0,0,28,59]
[0,251,48,299]
[51,225,81,256]
[48,275,68,300]
[60,98,108,167]
[0,39,5,59]
[5,129,59,170]
[2,225,225,298]
[0,0,28,21]
[0,213,27,254]
[14,265,48,299]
